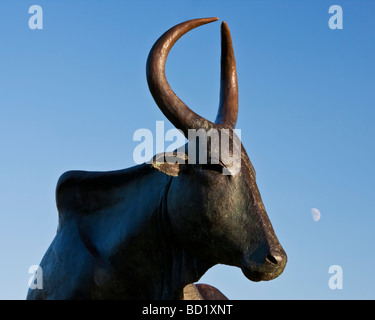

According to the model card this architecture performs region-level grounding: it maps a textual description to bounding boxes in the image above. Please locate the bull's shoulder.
[56,164,152,191]
[55,164,152,220]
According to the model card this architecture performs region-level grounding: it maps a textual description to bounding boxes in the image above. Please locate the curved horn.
[146,17,219,137]
[215,21,238,128]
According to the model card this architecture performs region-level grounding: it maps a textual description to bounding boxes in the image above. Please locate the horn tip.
[221,20,233,38]
[205,17,219,23]
[221,20,229,29]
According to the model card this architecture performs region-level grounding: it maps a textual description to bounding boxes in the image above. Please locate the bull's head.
[147,17,287,282]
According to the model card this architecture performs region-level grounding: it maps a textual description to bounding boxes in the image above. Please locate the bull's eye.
[202,163,223,173]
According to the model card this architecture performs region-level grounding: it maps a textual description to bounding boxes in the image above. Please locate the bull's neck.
[140,174,211,299]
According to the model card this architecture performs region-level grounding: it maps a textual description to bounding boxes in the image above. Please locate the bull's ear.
[151,152,187,177]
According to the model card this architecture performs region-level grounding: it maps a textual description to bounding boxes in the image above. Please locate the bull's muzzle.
[241,246,287,282]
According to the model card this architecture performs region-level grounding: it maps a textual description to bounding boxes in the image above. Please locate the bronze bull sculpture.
[27,17,287,300]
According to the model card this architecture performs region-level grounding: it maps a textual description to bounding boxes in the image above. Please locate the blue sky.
[0,0,374,299]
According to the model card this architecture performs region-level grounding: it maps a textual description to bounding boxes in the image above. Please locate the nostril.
[266,253,278,265]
